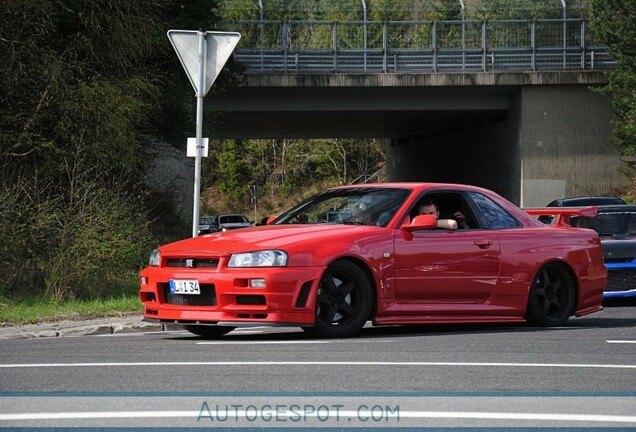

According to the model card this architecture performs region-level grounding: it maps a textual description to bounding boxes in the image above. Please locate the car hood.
[159,224,382,257]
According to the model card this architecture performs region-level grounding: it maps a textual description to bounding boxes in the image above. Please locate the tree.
[473,0,563,20]
[218,139,251,202]
[0,0,226,300]
[590,0,636,174]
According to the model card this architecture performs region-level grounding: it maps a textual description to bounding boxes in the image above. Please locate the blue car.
[572,205,636,299]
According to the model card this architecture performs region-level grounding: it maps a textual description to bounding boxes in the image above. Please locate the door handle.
[474,239,493,249]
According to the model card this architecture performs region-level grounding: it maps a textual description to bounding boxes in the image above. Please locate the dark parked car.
[198,215,216,235]
[216,214,252,231]
[546,196,626,207]
[571,205,636,299]
[198,214,251,235]
[538,196,626,224]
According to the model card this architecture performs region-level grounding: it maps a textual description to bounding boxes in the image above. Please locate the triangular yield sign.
[167,30,241,96]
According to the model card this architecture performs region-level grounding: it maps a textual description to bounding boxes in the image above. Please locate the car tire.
[302,260,374,338]
[525,263,575,326]
[183,325,235,338]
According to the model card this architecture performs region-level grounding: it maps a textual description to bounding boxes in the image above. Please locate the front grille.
[606,269,636,292]
[162,283,217,306]
[166,258,219,268]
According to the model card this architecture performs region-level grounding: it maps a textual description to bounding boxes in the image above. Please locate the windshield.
[274,187,411,227]
[219,215,249,224]
[572,210,636,237]
[199,216,214,225]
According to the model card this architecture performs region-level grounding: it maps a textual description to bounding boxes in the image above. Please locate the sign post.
[167,30,241,237]
[248,185,257,223]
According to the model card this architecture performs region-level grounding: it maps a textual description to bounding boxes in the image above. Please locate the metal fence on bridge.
[224,19,615,73]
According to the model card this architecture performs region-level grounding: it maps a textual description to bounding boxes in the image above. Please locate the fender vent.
[295,281,313,308]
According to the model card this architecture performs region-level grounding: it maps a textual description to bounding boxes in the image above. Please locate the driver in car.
[351,203,372,224]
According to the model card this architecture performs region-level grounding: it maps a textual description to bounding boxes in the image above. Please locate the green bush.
[0,172,151,302]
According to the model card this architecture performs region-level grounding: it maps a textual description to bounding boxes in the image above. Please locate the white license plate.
[169,279,200,295]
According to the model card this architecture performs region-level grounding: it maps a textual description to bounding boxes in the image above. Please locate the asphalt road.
[1,301,635,429]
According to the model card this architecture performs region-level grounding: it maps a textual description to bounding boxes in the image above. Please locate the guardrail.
[224,19,616,73]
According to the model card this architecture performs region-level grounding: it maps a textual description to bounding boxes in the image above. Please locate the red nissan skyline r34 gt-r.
[139,183,606,338]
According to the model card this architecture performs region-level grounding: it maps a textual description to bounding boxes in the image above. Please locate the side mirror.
[402,214,438,231]
[266,215,277,225]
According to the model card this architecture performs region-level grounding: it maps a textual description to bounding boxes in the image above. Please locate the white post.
[192,30,206,237]
[460,0,466,70]
[361,0,367,71]
[167,30,241,237]
[560,0,567,68]
[258,0,264,70]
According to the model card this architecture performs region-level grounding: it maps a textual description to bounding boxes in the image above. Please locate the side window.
[409,191,479,229]
[469,192,520,229]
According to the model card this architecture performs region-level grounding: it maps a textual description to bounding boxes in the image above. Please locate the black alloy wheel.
[302,260,373,338]
[526,263,575,326]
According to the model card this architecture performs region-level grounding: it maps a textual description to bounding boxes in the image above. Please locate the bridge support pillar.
[386,85,623,206]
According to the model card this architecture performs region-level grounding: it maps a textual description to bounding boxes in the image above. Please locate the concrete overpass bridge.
[205,18,622,206]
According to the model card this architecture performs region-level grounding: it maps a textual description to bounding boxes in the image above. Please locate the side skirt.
[373,315,525,325]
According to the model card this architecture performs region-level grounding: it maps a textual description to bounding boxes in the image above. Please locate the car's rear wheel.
[183,325,235,338]
[302,260,373,338]
[526,263,575,326]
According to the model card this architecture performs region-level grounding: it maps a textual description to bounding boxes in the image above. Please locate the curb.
[0,318,182,340]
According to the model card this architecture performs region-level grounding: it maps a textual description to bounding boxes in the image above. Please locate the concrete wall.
[520,85,623,207]
[386,93,521,203]
[213,71,610,139]
[386,84,623,206]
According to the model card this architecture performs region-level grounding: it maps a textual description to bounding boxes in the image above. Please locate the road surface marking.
[196,339,397,345]
[607,340,636,344]
[232,327,269,332]
[1,361,636,369]
[196,340,331,345]
[1,410,635,423]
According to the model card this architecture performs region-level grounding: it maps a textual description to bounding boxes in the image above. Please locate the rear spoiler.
[524,206,598,227]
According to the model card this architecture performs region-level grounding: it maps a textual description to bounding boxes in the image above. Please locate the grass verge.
[0,295,142,326]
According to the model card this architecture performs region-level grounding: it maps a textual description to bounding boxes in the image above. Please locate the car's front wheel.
[183,325,235,338]
[302,260,373,338]
[525,263,575,326]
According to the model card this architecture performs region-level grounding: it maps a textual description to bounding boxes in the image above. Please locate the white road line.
[231,327,269,332]
[1,361,635,369]
[196,340,331,345]
[607,340,636,344]
[95,331,184,338]
[208,331,264,336]
[1,410,635,423]
[196,339,397,345]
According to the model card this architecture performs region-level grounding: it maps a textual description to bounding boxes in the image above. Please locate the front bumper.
[604,262,636,298]
[139,265,324,325]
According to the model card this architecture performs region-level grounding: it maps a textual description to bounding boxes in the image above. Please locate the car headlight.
[228,250,288,267]
[148,249,161,266]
